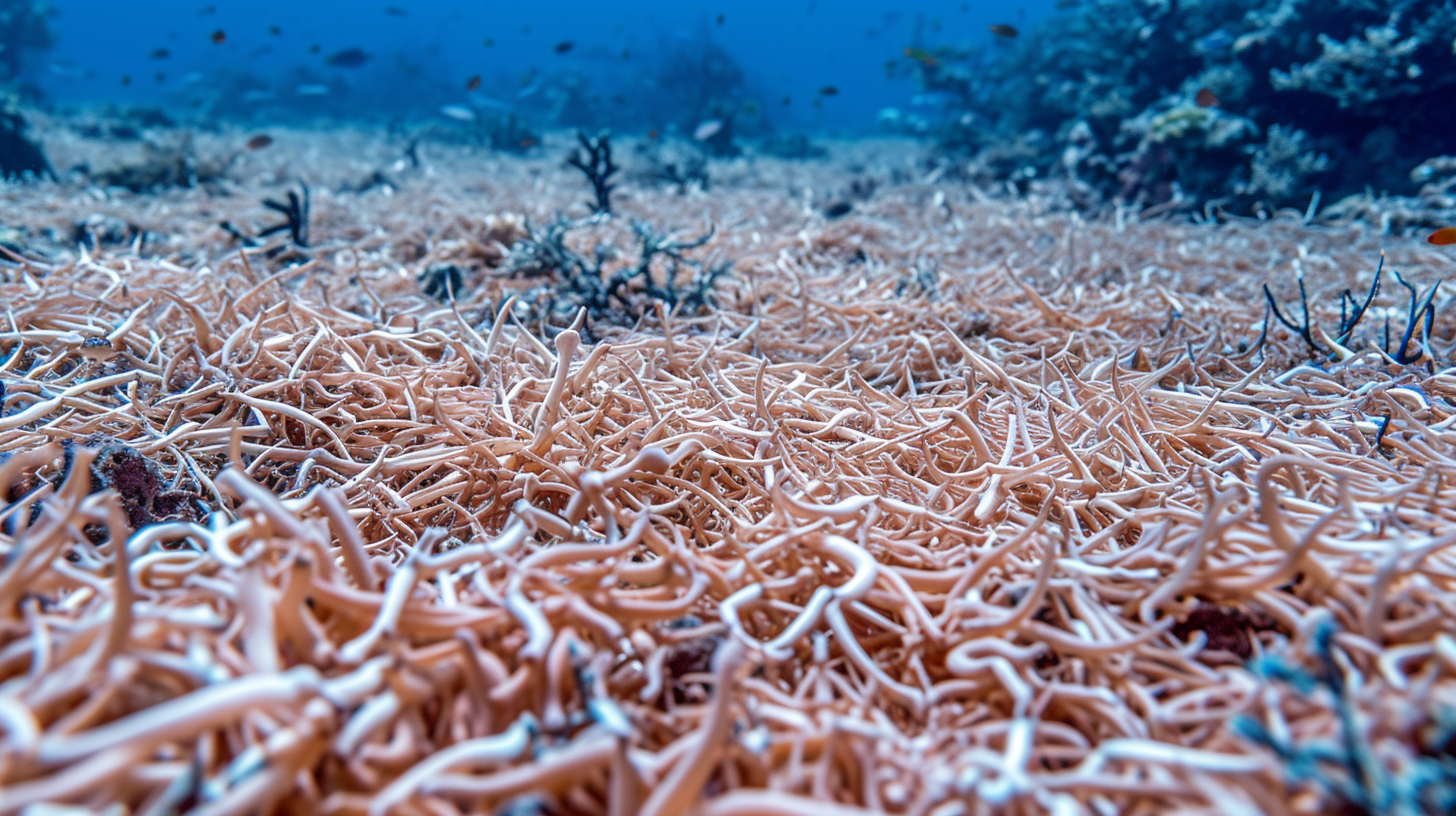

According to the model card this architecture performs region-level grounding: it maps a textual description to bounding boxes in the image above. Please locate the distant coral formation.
[903,0,1456,218]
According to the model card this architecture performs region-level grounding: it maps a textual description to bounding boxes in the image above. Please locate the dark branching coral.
[504,215,732,330]
[567,130,618,215]
[1236,615,1456,816]
[1260,255,1445,364]
[259,185,311,248]
[89,133,231,192]
[418,264,464,301]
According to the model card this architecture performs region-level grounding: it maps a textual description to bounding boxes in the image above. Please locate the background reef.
[897,0,1456,222]
[4,0,1456,228]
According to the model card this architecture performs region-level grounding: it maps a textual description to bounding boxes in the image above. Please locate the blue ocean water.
[35,0,1055,133]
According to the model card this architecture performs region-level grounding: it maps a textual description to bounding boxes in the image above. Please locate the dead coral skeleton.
[3,156,1456,816]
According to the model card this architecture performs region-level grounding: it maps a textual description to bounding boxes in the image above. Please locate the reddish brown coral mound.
[2,132,1455,816]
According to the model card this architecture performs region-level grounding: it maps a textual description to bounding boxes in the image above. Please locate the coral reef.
[5,128,1456,816]
[567,130,618,215]
[906,0,1456,217]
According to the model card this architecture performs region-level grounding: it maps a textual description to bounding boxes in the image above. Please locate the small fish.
[483,38,495,47]
[1195,87,1219,107]
[989,24,1019,38]
[246,134,274,150]
[327,48,373,67]
[296,84,330,96]
[309,44,321,54]
[120,74,131,86]
[210,29,226,44]
[384,6,408,16]
[903,46,938,67]
[1428,227,1456,246]
[693,119,724,141]
[717,13,725,25]
[518,137,537,148]
[440,104,476,122]
[818,85,838,96]
[823,201,852,219]
[647,129,658,139]
[269,25,282,36]
[554,41,574,54]
[466,74,481,91]
[149,48,170,59]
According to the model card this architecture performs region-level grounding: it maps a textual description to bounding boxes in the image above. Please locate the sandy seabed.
[2,127,1455,816]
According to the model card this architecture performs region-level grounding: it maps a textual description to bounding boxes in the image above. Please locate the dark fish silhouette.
[1195,87,1219,107]
[149,48,170,59]
[818,85,838,96]
[326,48,373,68]
[385,6,408,16]
[989,24,1019,38]
[554,41,574,54]
[269,25,282,36]
[466,74,481,91]
[824,201,852,218]
[246,135,274,150]
[210,29,226,44]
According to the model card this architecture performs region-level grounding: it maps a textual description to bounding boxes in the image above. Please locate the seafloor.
[2,127,1455,816]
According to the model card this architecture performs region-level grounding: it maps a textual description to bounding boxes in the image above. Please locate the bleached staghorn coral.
[3,134,1456,814]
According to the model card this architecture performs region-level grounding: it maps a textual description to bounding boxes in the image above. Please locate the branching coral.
[3,134,1456,816]
[567,131,618,215]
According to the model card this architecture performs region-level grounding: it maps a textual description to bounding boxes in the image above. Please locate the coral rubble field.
[4,129,1456,816]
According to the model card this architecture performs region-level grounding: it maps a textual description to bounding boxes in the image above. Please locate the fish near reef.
[1429,227,1456,246]
[989,24,1019,38]
[327,48,373,68]
[246,134,274,150]
[1195,88,1219,108]
[903,46,938,67]
[693,119,724,141]
[440,105,477,122]
[823,201,852,219]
